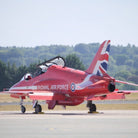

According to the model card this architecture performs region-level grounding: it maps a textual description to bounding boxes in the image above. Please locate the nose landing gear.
[20,98,26,114]
[21,105,26,113]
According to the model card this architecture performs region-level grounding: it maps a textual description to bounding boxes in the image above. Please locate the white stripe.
[105,51,109,55]
[101,40,108,54]
[30,93,54,96]
[98,69,102,76]
[93,61,100,74]
[102,59,108,64]
[75,74,94,90]
[10,86,37,90]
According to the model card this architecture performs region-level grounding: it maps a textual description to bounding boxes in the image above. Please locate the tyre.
[91,104,96,112]
[89,104,96,113]
[21,105,26,114]
[35,104,42,113]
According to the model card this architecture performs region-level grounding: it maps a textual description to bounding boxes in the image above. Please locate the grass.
[0,93,138,111]
[0,93,31,103]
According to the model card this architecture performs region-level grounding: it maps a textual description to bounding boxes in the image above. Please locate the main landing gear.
[87,100,97,113]
[33,100,42,114]
[20,98,42,114]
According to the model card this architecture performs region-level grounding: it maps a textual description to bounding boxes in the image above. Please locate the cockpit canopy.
[35,56,66,77]
[21,56,66,81]
[38,56,66,72]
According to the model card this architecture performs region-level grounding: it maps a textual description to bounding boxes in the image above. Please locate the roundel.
[70,83,76,92]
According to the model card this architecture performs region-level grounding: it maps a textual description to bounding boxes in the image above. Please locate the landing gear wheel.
[87,101,97,113]
[21,105,26,114]
[89,104,96,113]
[35,104,42,113]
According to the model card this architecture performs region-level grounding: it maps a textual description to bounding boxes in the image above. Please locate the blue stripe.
[101,62,107,71]
[106,44,110,53]
[96,70,102,76]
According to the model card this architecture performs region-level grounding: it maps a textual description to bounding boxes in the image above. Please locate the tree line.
[0,43,138,70]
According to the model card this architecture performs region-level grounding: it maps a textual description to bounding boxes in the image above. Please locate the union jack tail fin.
[86,40,111,76]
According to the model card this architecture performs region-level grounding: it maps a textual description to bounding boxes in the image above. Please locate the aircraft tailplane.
[85,40,111,76]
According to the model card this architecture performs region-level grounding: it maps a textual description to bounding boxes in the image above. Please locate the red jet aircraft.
[1,40,138,113]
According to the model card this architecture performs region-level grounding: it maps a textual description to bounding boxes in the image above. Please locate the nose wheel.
[87,100,97,113]
[20,98,26,114]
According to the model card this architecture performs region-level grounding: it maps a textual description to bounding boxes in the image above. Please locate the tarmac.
[0,110,138,138]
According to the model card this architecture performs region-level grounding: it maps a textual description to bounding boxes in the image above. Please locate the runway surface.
[0,110,138,138]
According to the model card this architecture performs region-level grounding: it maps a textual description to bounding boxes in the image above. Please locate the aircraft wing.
[115,80,138,87]
[86,89,138,101]
[0,90,66,101]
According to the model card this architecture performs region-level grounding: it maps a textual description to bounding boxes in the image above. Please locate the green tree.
[65,54,85,70]
[114,70,132,80]
[0,60,8,90]
[115,54,128,66]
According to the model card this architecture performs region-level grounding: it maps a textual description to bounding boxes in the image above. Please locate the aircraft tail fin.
[85,40,111,76]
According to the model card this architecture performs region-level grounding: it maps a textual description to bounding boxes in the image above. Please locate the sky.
[0,0,138,47]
